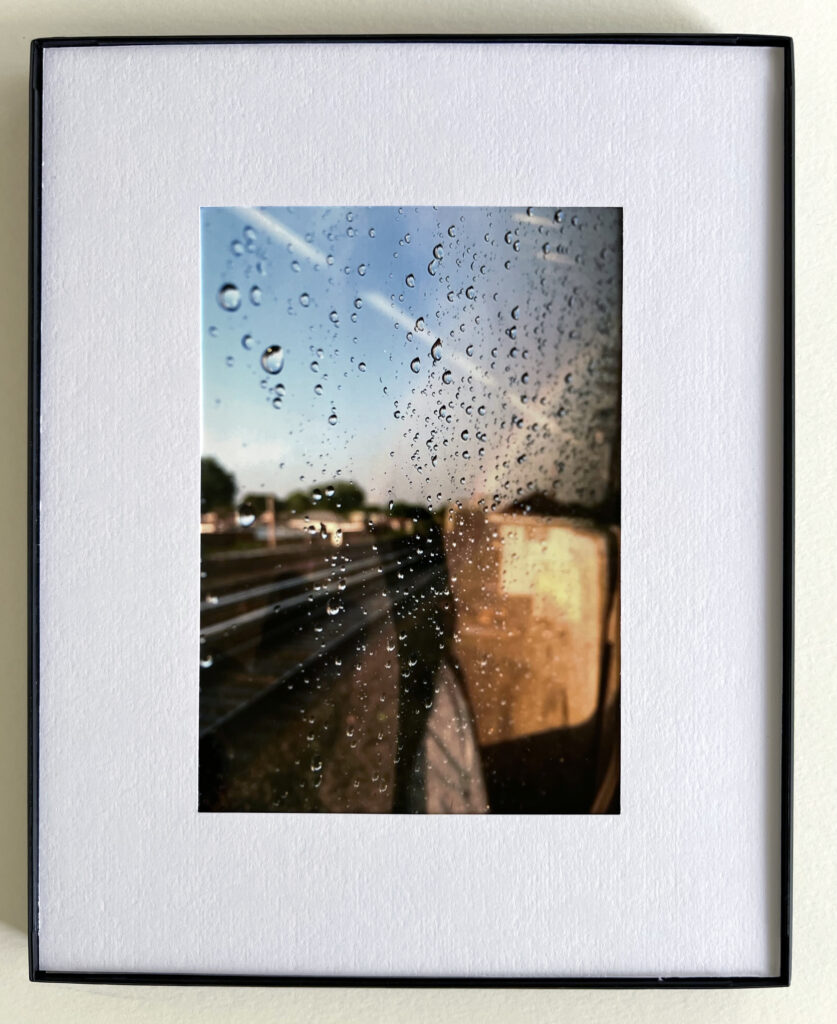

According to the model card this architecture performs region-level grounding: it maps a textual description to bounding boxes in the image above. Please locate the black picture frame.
[28,33,794,988]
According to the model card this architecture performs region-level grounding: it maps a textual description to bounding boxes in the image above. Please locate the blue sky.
[200,206,621,509]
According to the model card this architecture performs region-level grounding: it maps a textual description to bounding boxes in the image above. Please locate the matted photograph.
[31,35,792,983]
[199,205,622,814]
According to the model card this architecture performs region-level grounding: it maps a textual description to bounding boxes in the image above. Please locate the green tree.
[201,457,236,512]
[284,489,313,514]
[390,501,431,521]
[319,481,366,513]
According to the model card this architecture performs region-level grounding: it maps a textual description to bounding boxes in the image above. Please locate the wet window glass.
[199,206,621,814]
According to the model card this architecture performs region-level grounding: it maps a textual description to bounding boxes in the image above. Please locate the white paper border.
[36,40,785,978]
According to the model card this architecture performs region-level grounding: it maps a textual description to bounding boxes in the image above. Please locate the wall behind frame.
[0,0,834,1021]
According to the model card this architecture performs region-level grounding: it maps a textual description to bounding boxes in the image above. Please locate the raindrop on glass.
[250,285,262,305]
[241,334,254,350]
[261,346,285,374]
[430,339,443,362]
[410,357,421,373]
[405,274,415,288]
[237,502,256,527]
[217,284,241,311]
[299,293,310,306]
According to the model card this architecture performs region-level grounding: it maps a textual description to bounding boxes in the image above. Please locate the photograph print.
[199,205,621,814]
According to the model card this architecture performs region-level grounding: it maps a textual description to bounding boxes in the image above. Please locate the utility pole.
[265,494,276,548]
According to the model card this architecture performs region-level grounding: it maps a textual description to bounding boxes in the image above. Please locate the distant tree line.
[201,457,368,516]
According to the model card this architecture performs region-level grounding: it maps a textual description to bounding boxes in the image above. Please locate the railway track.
[199,529,448,737]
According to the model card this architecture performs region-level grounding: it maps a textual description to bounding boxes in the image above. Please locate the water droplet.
[354,297,363,309]
[225,355,234,367]
[461,429,470,441]
[329,310,339,324]
[448,225,456,237]
[311,757,323,772]
[511,305,520,320]
[358,264,367,276]
[250,286,262,305]
[241,334,254,350]
[405,274,415,287]
[314,383,323,395]
[217,284,241,311]
[410,357,421,373]
[230,240,243,256]
[326,598,342,617]
[358,361,367,372]
[237,502,256,527]
[261,346,285,374]
[368,227,376,237]
[415,317,425,331]
[465,285,476,300]
[328,411,338,426]
[200,653,214,669]
[442,369,452,384]
[299,293,310,306]
[430,339,443,362]
[433,243,444,259]
[312,488,323,503]
[291,260,301,272]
